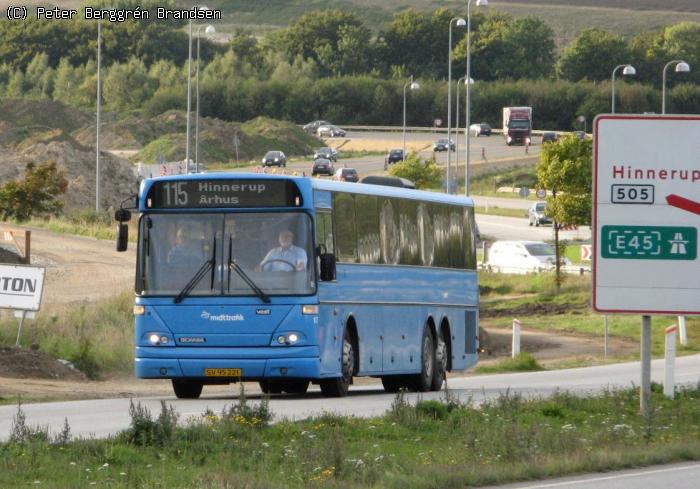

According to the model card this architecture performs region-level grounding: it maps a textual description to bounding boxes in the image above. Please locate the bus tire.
[431,330,447,391]
[172,379,203,399]
[259,380,283,394]
[281,379,310,394]
[381,375,405,393]
[412,327,435,392]
[320,329,354,397]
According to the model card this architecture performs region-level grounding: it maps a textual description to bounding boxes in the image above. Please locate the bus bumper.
[135,346,322,380]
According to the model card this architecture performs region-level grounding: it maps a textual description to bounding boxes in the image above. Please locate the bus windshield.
[137,212,315,298]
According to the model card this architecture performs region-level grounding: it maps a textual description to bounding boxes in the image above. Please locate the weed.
[53,418,71,445]
[67,336,101,380]
[120,400,179,447]
[222,385,273,427]
[9,401,49,444]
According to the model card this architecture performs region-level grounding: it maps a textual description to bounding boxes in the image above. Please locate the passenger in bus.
[256,230,307,272]
[167,227,205,265]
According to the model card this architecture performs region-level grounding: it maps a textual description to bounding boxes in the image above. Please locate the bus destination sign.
[146,179,302,209]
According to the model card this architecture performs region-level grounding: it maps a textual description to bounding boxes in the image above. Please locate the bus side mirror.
[319,251,336,281]
[115,209,131,222]
[116,223,129,252]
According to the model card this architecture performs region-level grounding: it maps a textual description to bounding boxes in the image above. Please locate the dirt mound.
[480,301,574,318]
[0,347,87,381]
[0,99,91,135]
[73,110,184,150]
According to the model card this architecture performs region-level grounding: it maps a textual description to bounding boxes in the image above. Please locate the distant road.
[477,214,591,242]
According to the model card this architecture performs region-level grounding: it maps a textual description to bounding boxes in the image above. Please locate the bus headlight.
[274,332,304,345]
[148,333,170,346]
[133,305,146,316]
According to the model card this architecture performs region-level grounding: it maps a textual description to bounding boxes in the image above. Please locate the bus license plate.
[204,368,242,377]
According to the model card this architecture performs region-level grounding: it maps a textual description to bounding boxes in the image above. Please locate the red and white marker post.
[678,316,687,345]
[512,318,521,358]
[664,324,677,399]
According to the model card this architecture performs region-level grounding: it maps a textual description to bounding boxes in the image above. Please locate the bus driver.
[257,230,307,272]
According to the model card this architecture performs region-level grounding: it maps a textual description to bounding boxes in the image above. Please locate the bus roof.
[138,173,473,210]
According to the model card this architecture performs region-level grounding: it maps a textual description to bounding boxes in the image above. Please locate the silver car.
[528,201,551,227]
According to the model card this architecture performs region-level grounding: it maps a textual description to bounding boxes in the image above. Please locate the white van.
[486,240,570,274]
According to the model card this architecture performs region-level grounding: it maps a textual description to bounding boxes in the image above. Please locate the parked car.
[486,240,571,274]
[261,150,287,167]
[313,147,337,162]
[540,132,559,144]
[312,158,335,176]
[333,167,359,182]
[528,201,551,227]
[385,149,405,165]
[317,124,346,137]
[469,122,492,136]
[303,120,331,134]
[433,138,455,152]
[361,175,415,189]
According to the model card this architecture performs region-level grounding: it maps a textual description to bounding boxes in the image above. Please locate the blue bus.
[115,173,479,398]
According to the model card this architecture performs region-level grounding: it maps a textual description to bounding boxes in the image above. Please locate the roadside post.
[0,264,45,346]
[512,318,521,358]
[593,115,700,417]
[678,316,687,345]
[664,324,677,399]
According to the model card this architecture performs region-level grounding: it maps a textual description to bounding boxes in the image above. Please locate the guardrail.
[336,125,584,138]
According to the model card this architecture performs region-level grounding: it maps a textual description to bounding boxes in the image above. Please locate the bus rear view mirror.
[319,253,336,281]
[115,208,131,222]
[116,223,129,252]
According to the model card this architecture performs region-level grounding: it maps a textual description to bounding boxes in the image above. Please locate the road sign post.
[664,324,677,399]
[512,318,521,358]
[594,115,700,415]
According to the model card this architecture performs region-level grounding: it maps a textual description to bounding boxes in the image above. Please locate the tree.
[0,161,68,221]
[103,57,156,110]
[456,13,556,81]
[557,28,630,82]
[536,134,592,287]
[25,52,55,99]
[389,153,442,189]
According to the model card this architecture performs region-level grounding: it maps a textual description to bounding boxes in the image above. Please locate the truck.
[502,106,532,146]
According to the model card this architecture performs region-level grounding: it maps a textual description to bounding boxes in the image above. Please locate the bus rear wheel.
[320,330,354,397]
[412,328,435,392]
[431,330,447,391]
[172,379,203,399]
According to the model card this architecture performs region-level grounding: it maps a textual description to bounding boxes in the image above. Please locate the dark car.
[385,149,405,165]
[333,167,359,182]
[261,150,287,167]
[433,138,455,152]
[540,132,559,144]
[317,124,346,138]
[313,147,337,162]
[302,120,331,134]
[312,158,335,176]
[469,123,492,136]
[361,175,415,189]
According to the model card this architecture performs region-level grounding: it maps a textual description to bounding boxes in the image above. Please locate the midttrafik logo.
[201,310,244,321]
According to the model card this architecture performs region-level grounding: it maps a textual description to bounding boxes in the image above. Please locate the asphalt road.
[477,214,591,241]
[1,354,698,441]
[483,462,700,489]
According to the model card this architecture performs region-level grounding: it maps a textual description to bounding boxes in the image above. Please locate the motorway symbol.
[601,225,697,260]
[666,194,700,216]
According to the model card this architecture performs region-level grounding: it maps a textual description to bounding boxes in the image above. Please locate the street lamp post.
[465,0,488,197]
[96,20,102,212]
[447,16,466,194]
[402,76,420,158]
[662,60,690,114]
[194,24,216,173]
[611,64,636,114]
[185,5,209,173]
[455,75,466,169]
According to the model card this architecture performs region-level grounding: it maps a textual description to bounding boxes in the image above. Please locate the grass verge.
[1,386,699,488]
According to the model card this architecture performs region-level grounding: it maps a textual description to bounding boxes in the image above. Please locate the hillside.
[209,0,700,48]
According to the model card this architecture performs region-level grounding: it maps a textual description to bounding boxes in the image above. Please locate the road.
[483,462,700,489]
[477,214,591,241]
[1,354,698,441]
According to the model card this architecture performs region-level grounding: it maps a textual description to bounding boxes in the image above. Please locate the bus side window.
[316,211,334,255]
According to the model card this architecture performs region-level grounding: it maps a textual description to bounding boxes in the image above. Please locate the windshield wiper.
[174,235,216,304]
[227,235,271,303]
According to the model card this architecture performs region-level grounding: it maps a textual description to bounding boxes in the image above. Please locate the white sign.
[593,115,700,314]
[0,264,46,311]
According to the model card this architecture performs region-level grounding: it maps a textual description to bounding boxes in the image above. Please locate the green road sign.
[601,225,697,260]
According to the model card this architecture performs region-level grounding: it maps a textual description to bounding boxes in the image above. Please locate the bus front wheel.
[172,379,203,399]
[320,330,354,397]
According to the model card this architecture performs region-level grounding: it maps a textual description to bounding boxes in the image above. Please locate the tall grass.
[22,208,129,242]
[0,290,134,378]
[1,386,699,488]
